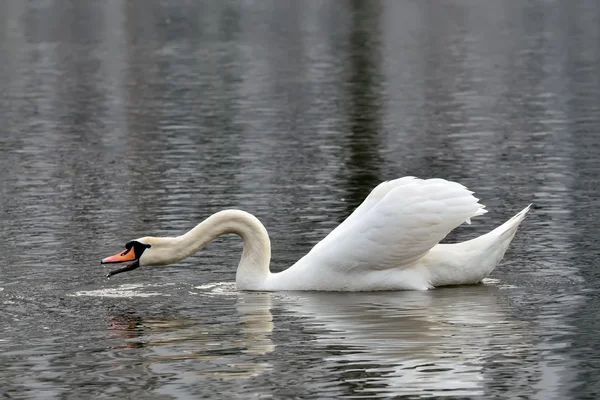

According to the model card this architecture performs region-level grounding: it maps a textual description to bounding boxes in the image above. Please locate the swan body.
[102,177,530,291]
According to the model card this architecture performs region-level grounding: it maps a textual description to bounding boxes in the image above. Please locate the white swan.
[101,177,530,291]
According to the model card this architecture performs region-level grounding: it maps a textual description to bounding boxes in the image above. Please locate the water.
[1,0,599,398]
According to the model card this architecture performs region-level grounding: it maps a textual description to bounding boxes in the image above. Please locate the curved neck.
[175,210,271,289]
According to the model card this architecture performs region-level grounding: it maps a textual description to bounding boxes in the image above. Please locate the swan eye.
[123,240,151,257]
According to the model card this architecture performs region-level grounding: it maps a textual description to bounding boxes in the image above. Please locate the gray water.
[1,0,600,398]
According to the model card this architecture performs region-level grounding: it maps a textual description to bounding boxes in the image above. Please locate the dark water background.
[1,0,600,398]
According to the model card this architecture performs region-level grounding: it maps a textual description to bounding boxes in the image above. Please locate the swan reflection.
[272,285,523,397]
[107,283,574,397]
[108,291,275,379]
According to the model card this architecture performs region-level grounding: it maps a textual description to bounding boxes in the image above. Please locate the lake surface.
[1,0,600,398]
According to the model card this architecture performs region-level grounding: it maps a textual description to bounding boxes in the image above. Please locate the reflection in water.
[236,292,275,356]
[342,0,383,212]
[107,291,274,381]
[278,287,532,397]
[416,1,470,179]
[102,284,578,398]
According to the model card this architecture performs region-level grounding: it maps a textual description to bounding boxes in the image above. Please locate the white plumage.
[104,177,530,291]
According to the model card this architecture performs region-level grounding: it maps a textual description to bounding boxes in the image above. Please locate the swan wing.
[312,176,419,252]
[305,178,487,273]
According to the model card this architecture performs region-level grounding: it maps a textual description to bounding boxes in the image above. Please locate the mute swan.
[101,177,530,291]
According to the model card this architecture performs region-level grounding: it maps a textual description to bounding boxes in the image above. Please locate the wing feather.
[305,178,487,273]
[312,176,418,252]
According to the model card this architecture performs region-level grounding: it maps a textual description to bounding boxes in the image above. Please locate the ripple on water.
[69,284,172,298]
[193,282,238,296]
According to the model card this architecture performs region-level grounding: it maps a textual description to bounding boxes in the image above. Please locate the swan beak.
[101,248,137,264]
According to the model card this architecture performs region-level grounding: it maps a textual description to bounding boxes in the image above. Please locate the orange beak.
[101,248,137,264]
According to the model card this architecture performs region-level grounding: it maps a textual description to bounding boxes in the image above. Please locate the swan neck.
[178,210,271,288]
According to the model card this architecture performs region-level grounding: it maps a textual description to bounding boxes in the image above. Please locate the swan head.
[101,238,156,278]
[102,236,186,277]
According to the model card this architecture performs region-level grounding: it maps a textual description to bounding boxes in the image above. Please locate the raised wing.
[305,178,487,273]
[312,176,419,252]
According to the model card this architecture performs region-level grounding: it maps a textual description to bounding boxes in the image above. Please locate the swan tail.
[462,204,531,274]
[494,203,531,239]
